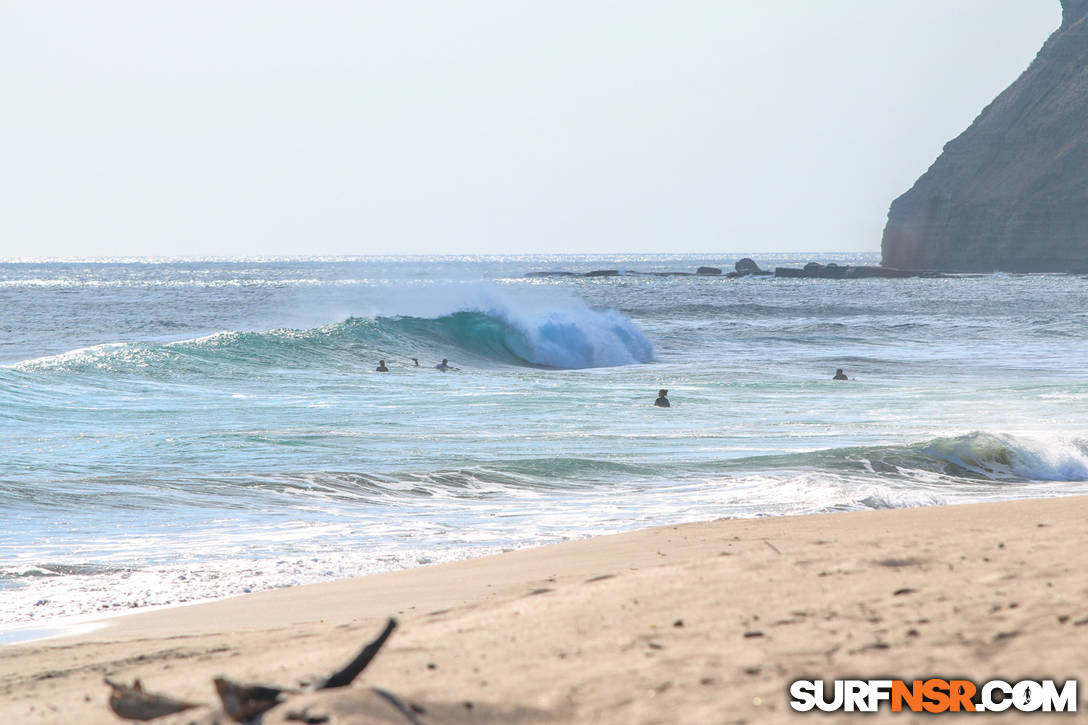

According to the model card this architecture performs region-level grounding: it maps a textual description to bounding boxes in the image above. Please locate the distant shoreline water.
[3,254,1086,628]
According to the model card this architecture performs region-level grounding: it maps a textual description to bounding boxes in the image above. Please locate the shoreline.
[0,493,1030,645]
[3,495,1087,723]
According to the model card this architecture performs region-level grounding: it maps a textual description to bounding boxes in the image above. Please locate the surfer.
[435,358,459,371]
[376,360,389,372]
[654,389,670,408]
[833,368,849,380]
[410,358,419,367]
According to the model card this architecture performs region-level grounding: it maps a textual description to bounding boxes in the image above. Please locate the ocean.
[3,253,1088,631]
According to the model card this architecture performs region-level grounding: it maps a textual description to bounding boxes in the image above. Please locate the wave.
[734,432,1088,484]
[389,308,652,368]
[11,301,654,375]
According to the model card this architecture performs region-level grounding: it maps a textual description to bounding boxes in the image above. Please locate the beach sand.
[2,496,1086,723]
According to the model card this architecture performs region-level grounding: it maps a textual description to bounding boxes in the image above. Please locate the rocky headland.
[882,0,1088,272]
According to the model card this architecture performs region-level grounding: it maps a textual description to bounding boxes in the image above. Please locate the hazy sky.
[0,1,1061,258]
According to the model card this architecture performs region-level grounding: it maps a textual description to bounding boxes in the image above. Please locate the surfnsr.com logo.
[789,679,1078,713]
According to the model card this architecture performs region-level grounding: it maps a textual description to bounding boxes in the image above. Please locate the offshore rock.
[734,258,767,275]
[882,1,1088,272]
[524,271,579,278]
[774,264,937,279]
[523,262,938,279]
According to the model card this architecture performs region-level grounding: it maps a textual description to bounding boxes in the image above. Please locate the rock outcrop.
[525,260,939,280]
[774,263,937,279]
[734,258,768,275]
[881,1,1088,272]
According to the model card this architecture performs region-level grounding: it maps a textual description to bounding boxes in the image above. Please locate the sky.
[0,1,1062,258]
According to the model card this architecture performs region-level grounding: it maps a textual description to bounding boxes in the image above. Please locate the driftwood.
[317,618,397,690]
[105,617,399,723]
[213,677,298,722]
[372,687,426,725]
[104,677,201,721]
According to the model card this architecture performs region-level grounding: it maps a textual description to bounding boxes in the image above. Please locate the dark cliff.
[881,1,1088,272]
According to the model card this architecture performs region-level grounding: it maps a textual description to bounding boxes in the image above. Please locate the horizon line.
[0,251,882,264]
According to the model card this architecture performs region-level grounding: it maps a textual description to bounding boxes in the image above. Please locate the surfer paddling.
[435,358,459,372]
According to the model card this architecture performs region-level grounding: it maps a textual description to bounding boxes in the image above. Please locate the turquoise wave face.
[388,310,654,368]
[11,307,655,377]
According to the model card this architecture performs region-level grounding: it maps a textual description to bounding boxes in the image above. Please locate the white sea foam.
[917,432,1088,482]
[999,434,1088,481]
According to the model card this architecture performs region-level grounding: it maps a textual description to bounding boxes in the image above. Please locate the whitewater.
[3,253,1088,631]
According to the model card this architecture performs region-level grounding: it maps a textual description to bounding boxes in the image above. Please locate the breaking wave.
[736,432,1088,484]
[11,302,654,375]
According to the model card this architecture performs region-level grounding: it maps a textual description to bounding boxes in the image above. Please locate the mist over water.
[3,254,1088,627]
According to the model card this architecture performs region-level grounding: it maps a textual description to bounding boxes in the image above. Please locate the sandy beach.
[3,495,1087,723]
